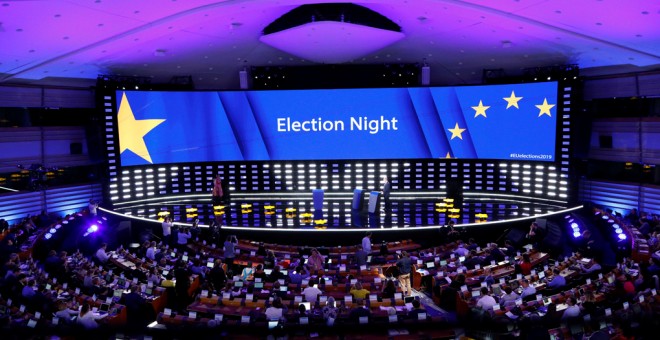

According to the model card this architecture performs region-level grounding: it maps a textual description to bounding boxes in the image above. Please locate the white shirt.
[146,247,156,261]
[562,305,581,319]
[77,312,100,329]
[454,246,469,257]
[362,237,372,254]
[477,295,497,310]
[162,221,172,236]
[302,286,322,303]
[96,248,109,263]
[521,285,536,298]
[265,307,283,320]
[500,292,519,304]
[177,231,191,245]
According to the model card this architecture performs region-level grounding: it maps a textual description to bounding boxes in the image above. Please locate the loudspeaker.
[421,66,430,86]
[70,142,83,155]
[239,70,249,89]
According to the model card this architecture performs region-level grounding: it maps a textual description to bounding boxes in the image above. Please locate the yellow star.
[535,98,555,117]
[117,92,165,164]
[503,91,523,109]
[447,123,466,140]
[445,152,452,159]
[471,100,490,118]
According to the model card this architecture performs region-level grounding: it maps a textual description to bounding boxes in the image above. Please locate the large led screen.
[116,82,557,166]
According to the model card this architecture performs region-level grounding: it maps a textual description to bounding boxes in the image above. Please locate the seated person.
[265,297,287,321]
[348,299,371,322]
[520,279,536,299]
[476,287,497,310]
[561,296,581,320]
[161,273,175,288]
[302,282,322,304]
[407,299,428,320]
[500,286,519,304]
[546,268,566,290]
[518,253,532,276]
[349,282,370,300]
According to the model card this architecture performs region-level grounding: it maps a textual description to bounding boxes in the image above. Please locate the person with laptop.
[77,303,101,329]
[407,299,428,320]
[302,281,322,305]
[265,297,287,321]
[476,287,497,311]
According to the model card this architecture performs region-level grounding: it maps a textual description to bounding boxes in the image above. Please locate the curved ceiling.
[0,0,658,89]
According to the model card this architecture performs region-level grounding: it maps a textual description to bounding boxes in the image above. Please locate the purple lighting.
[260,21,405,64]
[88,224,99,233]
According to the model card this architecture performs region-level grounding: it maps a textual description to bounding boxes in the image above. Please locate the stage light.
[45,233,52,240]
[618,234,627,240]
[571,222,578,229]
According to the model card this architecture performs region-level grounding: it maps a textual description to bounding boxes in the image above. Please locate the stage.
[104,191,577,230]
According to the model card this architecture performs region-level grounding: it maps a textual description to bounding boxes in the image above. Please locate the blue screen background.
[116,82,557,166]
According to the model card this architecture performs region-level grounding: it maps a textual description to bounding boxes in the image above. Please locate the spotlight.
[618,234,627,240]
[570,222,578,229]
[44,233,52,240]
[88,224,99,233]
[573,231,581,238]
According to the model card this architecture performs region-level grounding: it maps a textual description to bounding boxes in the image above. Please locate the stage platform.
[104,191,579,231]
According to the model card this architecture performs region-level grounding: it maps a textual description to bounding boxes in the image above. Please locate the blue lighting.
[571,222,579,229]
[44,233,52,240]
[612,224,619,229]
[601,215,608,220]
[88,224,99,233]
[573,231,581,238]
[618,234,627,240]
[50,228,57,234]
[615,228,622,234]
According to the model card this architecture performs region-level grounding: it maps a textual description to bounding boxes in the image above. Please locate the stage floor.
[110,192,570,229]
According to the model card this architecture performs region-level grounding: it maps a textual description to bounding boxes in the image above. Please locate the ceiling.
[0,0,658,89]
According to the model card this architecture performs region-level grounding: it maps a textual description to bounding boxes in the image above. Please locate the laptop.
[99,303,110,314]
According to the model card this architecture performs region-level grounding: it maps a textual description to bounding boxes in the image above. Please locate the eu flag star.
[471,100,490,118]
[503,91,523,109]
[117,92,165,164]
[535,98,555,117]
[448,123,466,140]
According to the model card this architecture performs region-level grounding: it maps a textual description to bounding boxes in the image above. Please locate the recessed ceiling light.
[554,10,561,14]
[134,10,140,14]
[54,14,61,18]
[595,22,602,26]
[635,34,643,37]
[28,49,35,53]
[641,11,649,15]
[63,36,69,40]
[98,23,104,27]
[16,28,23,32]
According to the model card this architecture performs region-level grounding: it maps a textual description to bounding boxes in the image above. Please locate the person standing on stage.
[212,174,224,205]
[162,216,172,245]
[381,176,391,211]
[362,232,372,254]
[396,251,413,297]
